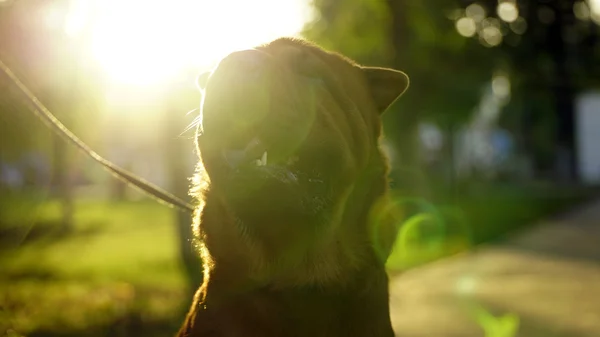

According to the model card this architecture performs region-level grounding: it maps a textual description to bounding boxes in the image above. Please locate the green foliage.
[303,0,394,65]
[303,0,497,129]
[304,0,599,142]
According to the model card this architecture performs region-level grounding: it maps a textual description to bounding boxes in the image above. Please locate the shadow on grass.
[24,315,180,337]
[0,267,58,282]
[0,219,104,251]
[1,280,190,337]
[0,198,191,337]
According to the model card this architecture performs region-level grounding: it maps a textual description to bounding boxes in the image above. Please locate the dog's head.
[194,38,408,285]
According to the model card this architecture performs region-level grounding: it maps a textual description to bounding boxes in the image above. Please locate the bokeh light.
[465,3,486,22]
[509,17,527,35]
[497,2,519,23]
[492,74,510,100]
[481,17,502,30]
[574,1,591,21]
[456,17,477,37]
[481,26,503,47]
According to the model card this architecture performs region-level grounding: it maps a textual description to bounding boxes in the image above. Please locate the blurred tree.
[304,0,493,123]
[0,2,54,161]
[0,0,75,231]
[305,0,600,183]
[451,0,599,181]
[1,0,106,229]
[304,0,494,195]
[385,0,493,194]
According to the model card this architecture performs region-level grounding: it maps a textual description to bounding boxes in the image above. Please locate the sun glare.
[64,0,311,86]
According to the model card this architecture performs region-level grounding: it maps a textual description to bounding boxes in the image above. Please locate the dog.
[177,37,409,337]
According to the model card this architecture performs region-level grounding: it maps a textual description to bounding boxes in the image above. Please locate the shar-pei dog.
[177,37,409,337]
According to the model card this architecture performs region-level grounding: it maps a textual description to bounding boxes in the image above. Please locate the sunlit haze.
[60,0,312,86]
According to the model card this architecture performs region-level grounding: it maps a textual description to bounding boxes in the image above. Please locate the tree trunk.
[386,0,427,197]
[548,0,578,182]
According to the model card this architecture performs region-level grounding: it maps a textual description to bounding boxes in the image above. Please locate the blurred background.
[0,0,599,336]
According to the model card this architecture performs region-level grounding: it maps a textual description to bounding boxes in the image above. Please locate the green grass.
[0,195,188,337]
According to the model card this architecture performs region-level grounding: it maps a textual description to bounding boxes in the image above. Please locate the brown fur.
[177,38,409,337]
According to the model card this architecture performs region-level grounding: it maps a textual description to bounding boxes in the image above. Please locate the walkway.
[389,198,600,337]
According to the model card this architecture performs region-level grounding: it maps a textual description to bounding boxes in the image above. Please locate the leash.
[0,58,195,213]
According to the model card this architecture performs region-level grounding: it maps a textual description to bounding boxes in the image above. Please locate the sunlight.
[64,0,311,86]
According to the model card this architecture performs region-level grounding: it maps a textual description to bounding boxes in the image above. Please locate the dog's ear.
[196,72,211,91]
[361,67,409,114]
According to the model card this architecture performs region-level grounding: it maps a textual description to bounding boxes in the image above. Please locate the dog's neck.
[179,262,395,337]
[179,166,397,336]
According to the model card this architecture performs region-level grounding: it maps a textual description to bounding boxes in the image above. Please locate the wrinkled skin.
[177,38,409,337]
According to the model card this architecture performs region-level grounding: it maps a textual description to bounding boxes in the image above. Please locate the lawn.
[0,193,189,337]
[0,183,597,337]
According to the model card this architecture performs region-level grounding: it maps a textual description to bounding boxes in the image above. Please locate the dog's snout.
[207,49,272,92]
[201,49,273,142]
[220,49,270,74]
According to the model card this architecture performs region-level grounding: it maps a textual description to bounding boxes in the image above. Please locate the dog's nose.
[218,49,270,75]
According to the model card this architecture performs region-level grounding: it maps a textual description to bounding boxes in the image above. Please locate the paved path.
[389,198,600,337]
